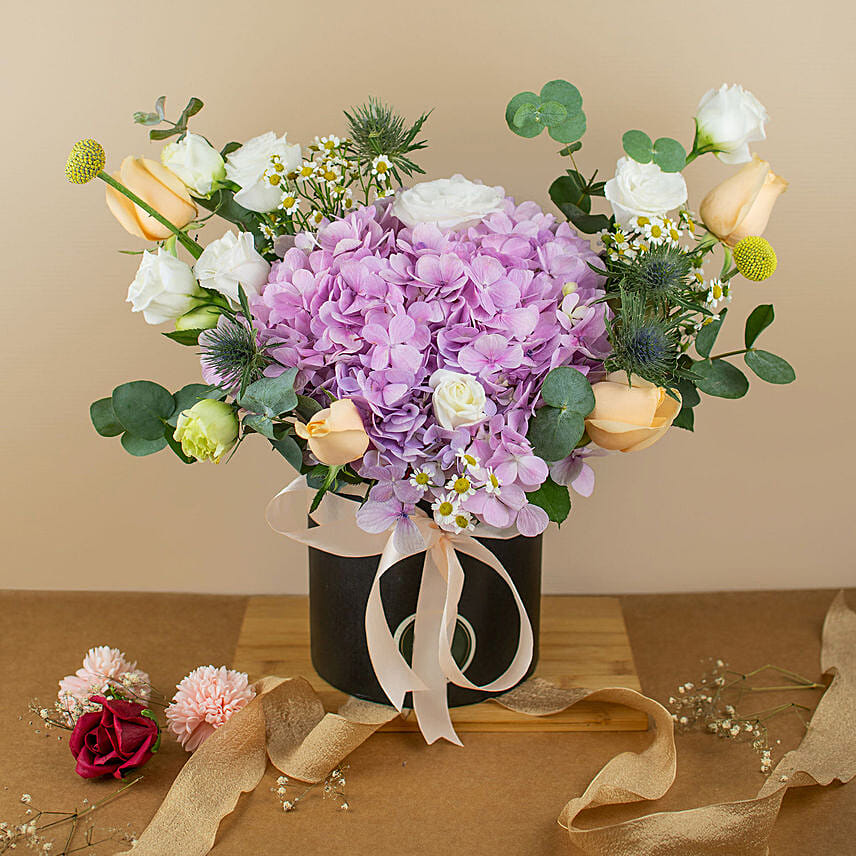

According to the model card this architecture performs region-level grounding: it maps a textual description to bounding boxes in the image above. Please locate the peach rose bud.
[699,155,788,246]
[105,156,197,241]
[294,399,370,467]
[585,372,681,453]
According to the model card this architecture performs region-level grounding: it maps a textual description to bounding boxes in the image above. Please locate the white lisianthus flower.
[429,369,487,429]
[161,133,226,197]
[225,132,302,213]
[392,174,505,231]
[604,158,688,228]
[127,248,200,325]
[193,231,270,304]
[695,84,768,165]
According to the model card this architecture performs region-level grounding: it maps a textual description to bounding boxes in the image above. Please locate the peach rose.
[699,155,787,247]
[105,156,197,241]
[585,373,681,453]
[294,399,370,467]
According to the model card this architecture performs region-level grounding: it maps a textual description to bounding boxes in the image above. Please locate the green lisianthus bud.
[173,399,239,463]
[175,304,223,331]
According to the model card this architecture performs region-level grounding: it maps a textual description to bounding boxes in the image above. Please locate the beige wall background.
[2,1,853,593]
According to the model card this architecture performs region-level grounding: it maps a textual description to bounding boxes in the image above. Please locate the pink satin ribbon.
[266,476,534,745]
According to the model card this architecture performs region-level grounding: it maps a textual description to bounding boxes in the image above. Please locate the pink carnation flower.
[58,646,150,710]
[165,666,256,751]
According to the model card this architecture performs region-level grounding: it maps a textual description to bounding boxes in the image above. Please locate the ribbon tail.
[410,544,463,746]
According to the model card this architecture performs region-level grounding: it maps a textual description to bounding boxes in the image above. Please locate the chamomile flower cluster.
[253,134,399,250]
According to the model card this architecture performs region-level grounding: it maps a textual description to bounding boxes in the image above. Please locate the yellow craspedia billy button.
[65,138,106,184]
[733,236,777,282]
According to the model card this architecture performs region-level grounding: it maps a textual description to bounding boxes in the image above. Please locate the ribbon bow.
[266,476,534,745]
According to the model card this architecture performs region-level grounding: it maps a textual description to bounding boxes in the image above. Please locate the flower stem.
[710,348,749,361]
[97,172,202,260]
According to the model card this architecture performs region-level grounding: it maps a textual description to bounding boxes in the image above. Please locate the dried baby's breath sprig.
[271,765,350,813]
[668,659,823,775]
[0,779,141,854]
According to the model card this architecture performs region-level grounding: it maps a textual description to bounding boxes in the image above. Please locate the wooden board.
[232,595,648,732]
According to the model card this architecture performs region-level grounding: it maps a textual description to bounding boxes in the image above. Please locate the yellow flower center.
[452,477,471,494]
[489,473,500,489]
[455,515,470,529]
[414,472,430,485]
[437,502,454,517]
[733,236,777,281]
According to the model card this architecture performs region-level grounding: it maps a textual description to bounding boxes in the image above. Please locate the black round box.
[308,533,542,708]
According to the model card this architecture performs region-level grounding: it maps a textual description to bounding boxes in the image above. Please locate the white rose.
[392,174,505,231]
[127,248,200,325]
[160,133,226,197]
[429,370,487,429]
[695,84,768,165]
[224,131,302,213]
[193,231,270,304]
[604,157,688,228]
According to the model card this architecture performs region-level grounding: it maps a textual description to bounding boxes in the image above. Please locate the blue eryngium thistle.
[609,292,680,387]
[199,316,270,396]
[619,244,693,297]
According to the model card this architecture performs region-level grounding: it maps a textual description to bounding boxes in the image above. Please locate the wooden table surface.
[1,589,853,855]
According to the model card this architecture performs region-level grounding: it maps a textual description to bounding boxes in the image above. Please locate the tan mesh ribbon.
[128,593,855,856]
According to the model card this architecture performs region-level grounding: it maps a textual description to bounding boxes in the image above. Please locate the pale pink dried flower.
[165,666,256,751]
[58,646,150,712]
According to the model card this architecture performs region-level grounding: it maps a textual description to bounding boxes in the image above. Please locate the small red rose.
[69,695,160,779]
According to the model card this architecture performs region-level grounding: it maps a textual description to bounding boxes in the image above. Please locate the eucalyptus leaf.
[90,398,124,437]
[674,378,701,409]
[652,137,687,172]
[694,307,728,358]
[540,367,595,415]
[112,381,175,440]
[548,111,587,144]
[536,100,568,127]
[744,350,795,384]
[505,92,542,137]
[220,141,242,157]
[622,130,653,163]
[238,368,298,417]
[558,141,582,156]
[539,80,583,115]
[513,102,540,128]
[525,476,571,525]
[693,359,749,399]
[296,394,323,421]
[244,413,276,439]
[272,432,304,472]
[744,304,775,348]
[121,432,167,456]
[528,406,585,461]
[149,127,180,141]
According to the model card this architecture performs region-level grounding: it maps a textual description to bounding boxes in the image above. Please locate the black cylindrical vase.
[308,534,542,708]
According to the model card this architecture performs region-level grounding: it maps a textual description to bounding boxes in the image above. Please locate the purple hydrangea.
[251,197,610,537]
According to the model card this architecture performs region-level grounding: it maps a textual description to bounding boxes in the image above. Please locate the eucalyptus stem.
[98,172,202,260]
[710,348,749,361]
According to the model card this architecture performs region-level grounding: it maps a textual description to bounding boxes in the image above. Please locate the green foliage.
[672,406,695,431]
[744,350,795,384]
[695,308,728,358]
[193,189,262,248]
[243,413,276,438]
[528,367,594,461]
[526,476,571,525]
[121,432,167,456]
[162,328,204,346]
[549,172,610,234]
[133,96,204,142]
[237,368,298,418]
[693,359,749,399]
[744,304,775,348]
[111,381,175,440]
[271,432,304,472]
[622,130,686,172]
[90,398,123,437]
[168,384,219,426]
[505,80,586,143]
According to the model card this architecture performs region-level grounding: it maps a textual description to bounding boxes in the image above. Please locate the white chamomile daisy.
[643,217,667,245]
[446,474,476,499]
[706,278,730,309]
[629,214,651,234]
[297,161,317,180]
[691,267,705,289]
[455,449,481,472]
[371,154,393,181]
[316,135,341,153]
[409,464,438,493]
[449,510,475,534]
[432,493,460,527]
[280,192,300,215]
[308,210,325,227]
[662,217,682,245]
[259,222,276,240]
[342,189,356,210]
[483,469,502,496]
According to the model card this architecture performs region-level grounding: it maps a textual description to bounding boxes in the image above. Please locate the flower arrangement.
[32,646,256,779]
[70,84,792,540]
